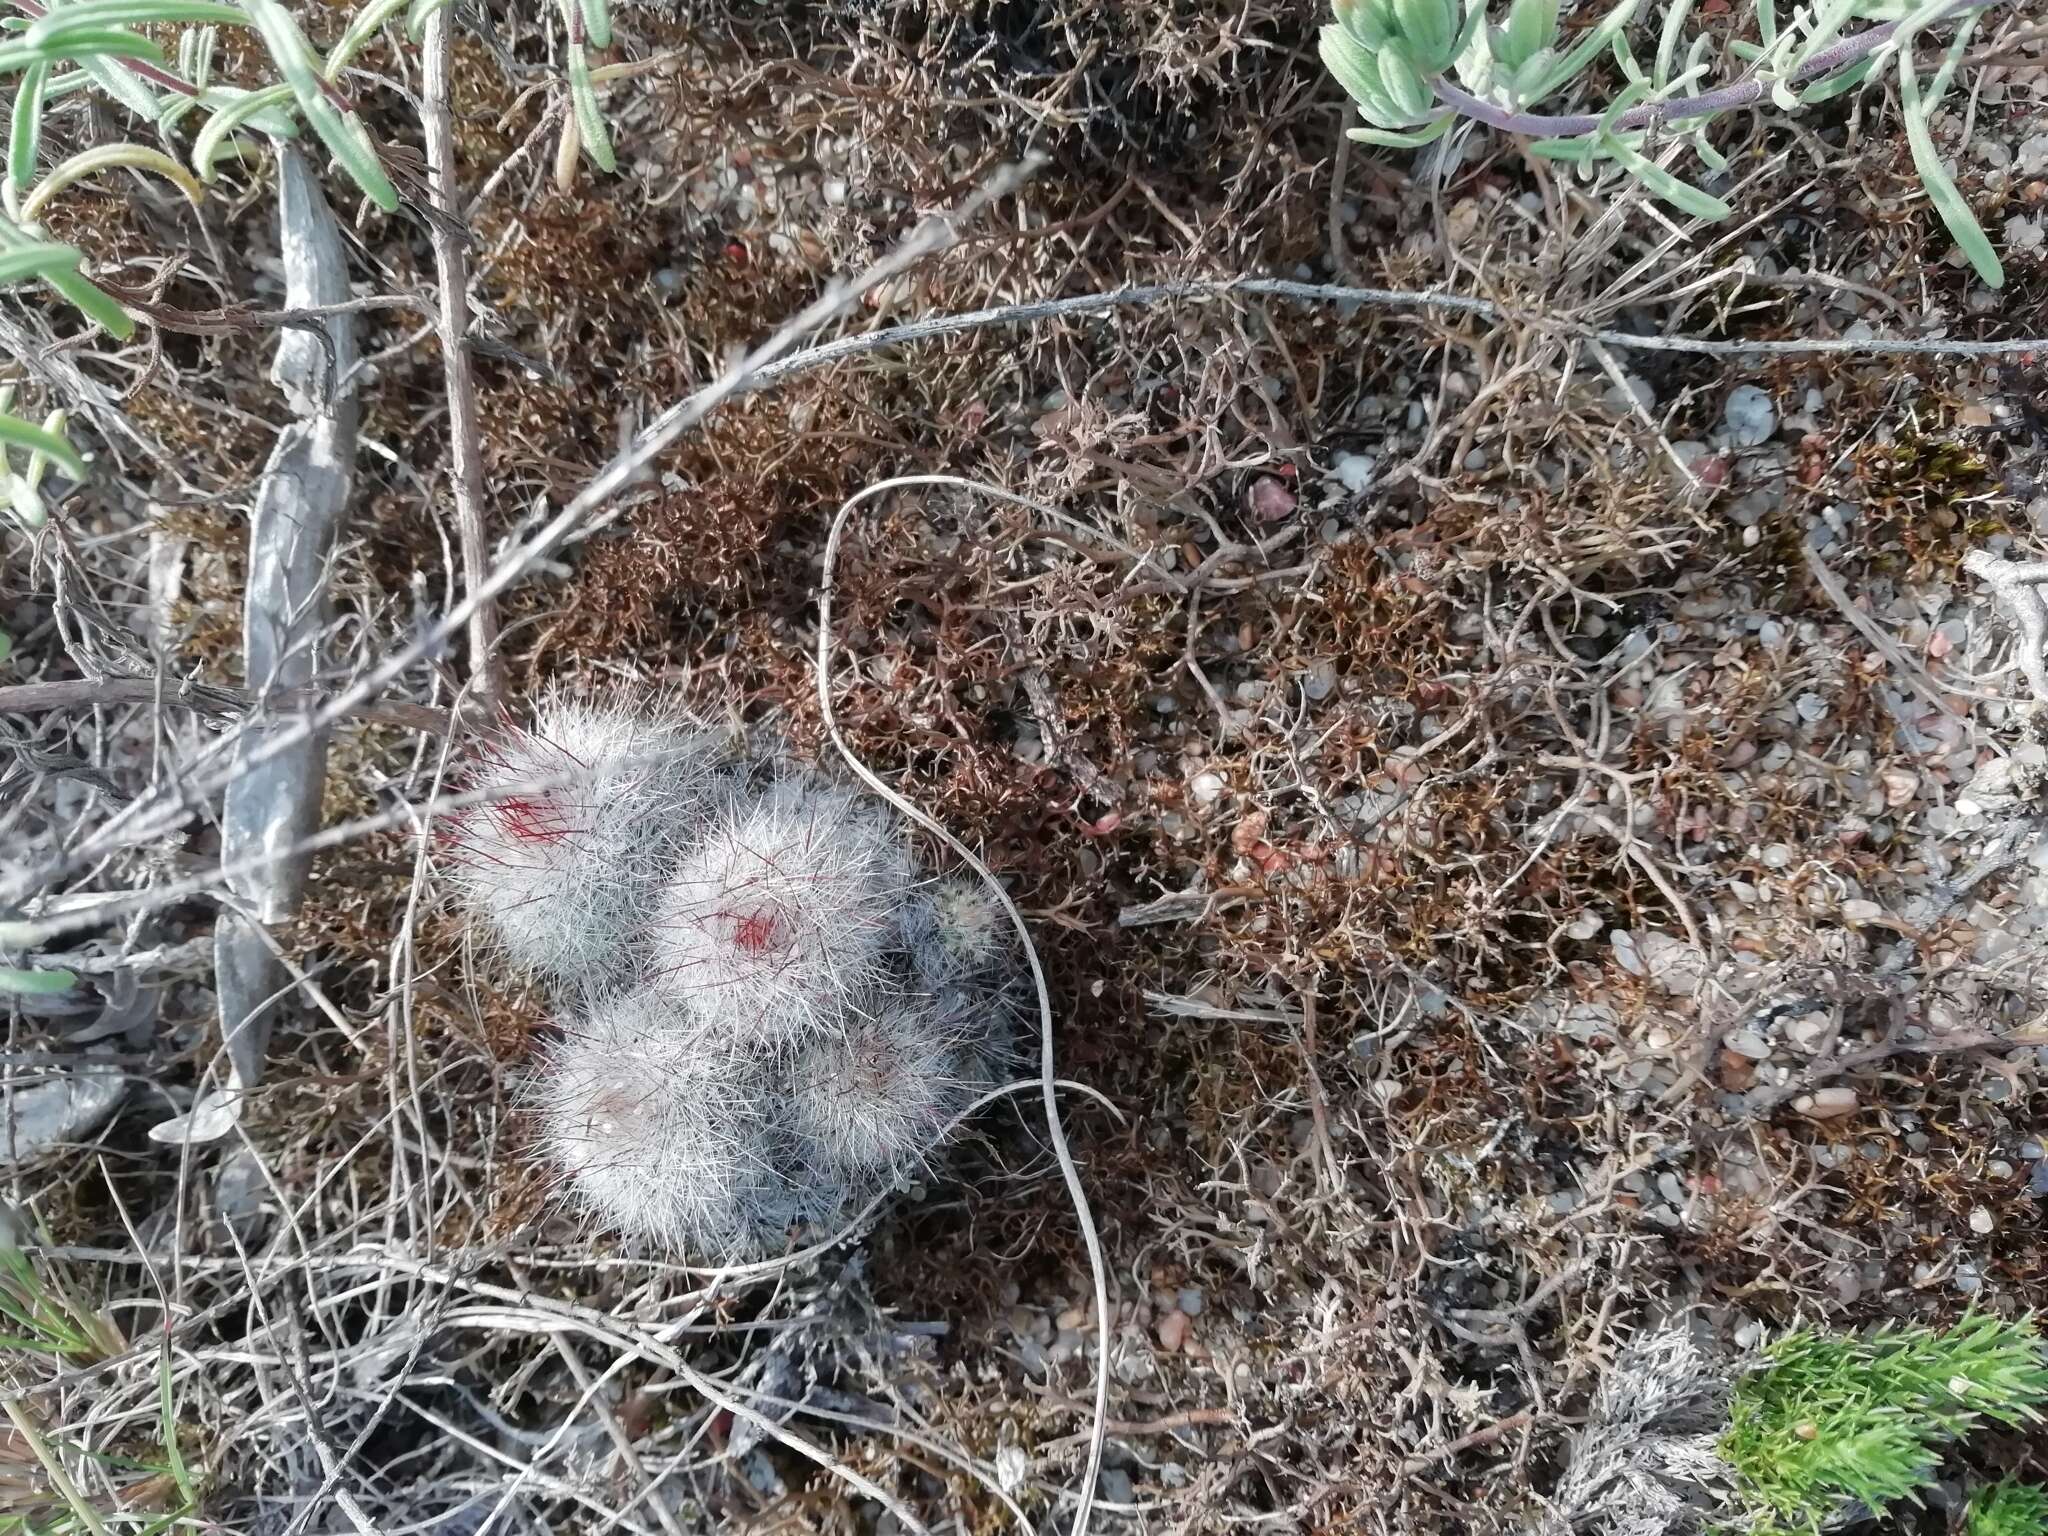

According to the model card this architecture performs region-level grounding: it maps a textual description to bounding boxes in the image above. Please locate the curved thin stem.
[818,474,1116,1536]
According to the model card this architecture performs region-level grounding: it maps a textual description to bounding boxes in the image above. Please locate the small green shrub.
[1720,1311,2048,1535]
[1970,1480,2048,1536]
[1319,0,2009,286]
[1,0,623,490]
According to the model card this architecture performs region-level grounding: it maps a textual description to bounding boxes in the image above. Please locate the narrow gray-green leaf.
[191,83,295,179]
[1448,1,1486,73]
[1321,25,1402,125]
[1604,132,1732,219]
[42,70,95,102]
[1611,31,1642,84]
[25,1,243,46]
[43,263,135,338]
[0,966,78,997]
[0,406,86,479]
[241,0,398,210]
[1654,0,1693,86]
[1789,0,1859,73]
[1925,10,1981,108]
[1527,134,1598,162]
[579,0,611,50]
[1899,49,2001,287]
[158,1340,194,1506]
[176,20,214,85]
[75,44,165,119]
[1531,0,1641,98]
[1798,56,1872,104]
[0,28,164,74]
[566,41,614,172]
[22,408,63,492]
[325,0,410,76]
[2,475,39,527]
[1597,75,1651,134]
[319,105,398,208]
[1348,115,1455,149]
[7,60,47,191]
[0,244,80,286]
[195,81,297,135]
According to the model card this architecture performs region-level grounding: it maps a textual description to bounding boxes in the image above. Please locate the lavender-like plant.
[1321,0,2008,286]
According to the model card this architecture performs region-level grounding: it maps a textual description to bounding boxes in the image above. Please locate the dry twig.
[421,9,502,706]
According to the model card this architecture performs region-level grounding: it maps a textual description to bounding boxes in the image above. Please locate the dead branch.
[422,8,502,706]
[0,679,447,734]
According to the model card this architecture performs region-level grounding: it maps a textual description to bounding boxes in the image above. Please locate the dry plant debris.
[2,1,2048,1534]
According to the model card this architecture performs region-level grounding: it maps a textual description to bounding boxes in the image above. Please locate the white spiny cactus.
[648,777,914,1048]
[443,698,1020,1257]
[787,992,969,1182]
[533,988,787,1253]
[439,696,724,983]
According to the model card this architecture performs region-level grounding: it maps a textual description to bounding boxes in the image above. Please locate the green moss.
[1719,1311,2048,1536]
[1969,1480,2048,1536]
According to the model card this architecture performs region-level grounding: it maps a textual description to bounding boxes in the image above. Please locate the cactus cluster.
[437,695,1020,1257]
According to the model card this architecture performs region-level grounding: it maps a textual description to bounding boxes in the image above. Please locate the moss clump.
[1720,1311,2048,1536]
[1970,1480,2048,1536]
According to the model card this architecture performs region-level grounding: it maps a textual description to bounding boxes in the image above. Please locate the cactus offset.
[788,992,970,1182]
[649,778,914,1047]
[439,696,723,983]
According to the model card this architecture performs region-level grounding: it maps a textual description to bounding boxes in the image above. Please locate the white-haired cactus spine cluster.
[438,696,1020,1257]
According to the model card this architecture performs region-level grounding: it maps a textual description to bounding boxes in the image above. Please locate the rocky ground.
[3,2,2048,1533]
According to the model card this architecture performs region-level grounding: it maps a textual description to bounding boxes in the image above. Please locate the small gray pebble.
[1725,384,1778,446]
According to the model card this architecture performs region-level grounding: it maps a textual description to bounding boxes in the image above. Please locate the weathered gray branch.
[157,148,361,1146]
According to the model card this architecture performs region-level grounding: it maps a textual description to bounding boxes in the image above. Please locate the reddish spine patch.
[497,794,572,845]
[730,909,782,953]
